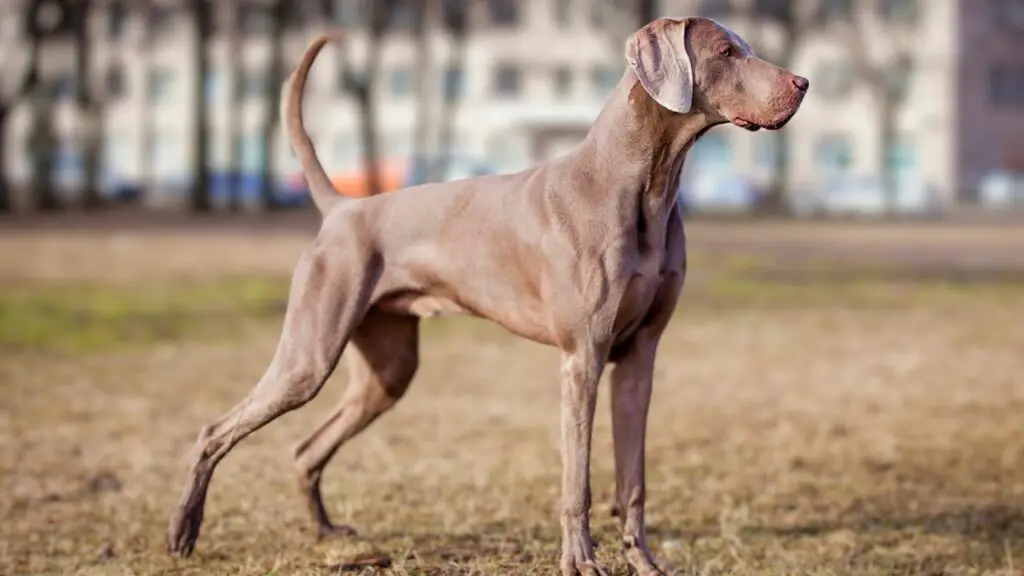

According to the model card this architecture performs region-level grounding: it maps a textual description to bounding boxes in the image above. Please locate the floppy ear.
[625,18,694,114]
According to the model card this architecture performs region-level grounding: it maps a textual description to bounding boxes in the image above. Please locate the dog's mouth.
[732,108,798,132]
[732,118,762,132]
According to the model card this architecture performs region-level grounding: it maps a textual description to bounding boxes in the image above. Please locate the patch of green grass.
[4,254,1023,356]
[0,276,291,354]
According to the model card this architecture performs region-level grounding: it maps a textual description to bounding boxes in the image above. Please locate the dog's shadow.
[647,501,1024,562]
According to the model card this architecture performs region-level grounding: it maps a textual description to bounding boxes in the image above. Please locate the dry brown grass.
[3,225,1024,575]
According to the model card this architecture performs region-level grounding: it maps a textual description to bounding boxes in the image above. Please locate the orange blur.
[329,158,409,198]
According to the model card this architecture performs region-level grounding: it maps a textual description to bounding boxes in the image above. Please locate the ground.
[3,216,1024,575]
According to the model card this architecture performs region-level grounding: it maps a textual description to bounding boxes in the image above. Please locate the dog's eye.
[719,46,733,57]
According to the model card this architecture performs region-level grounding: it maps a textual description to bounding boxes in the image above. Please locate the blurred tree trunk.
[73,0,104,210]
[258,0,287,212]
[410,1,433,182]
[353,0,387,196]
[225,0,243,211]
[0,105,11,213]
[27,0,58,212]
[753,11,800,216]
[635,0,655,24]
[190,0,212,212]
[28,87,59,211]
[136,0,155,204]
[433,0,468,182]
[0,30,40,213]
[843,0,914,215]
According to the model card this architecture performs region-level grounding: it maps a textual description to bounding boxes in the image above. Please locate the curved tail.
[282,35,342,216]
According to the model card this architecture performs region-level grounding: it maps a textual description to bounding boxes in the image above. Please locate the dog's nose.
[792,76,809,92]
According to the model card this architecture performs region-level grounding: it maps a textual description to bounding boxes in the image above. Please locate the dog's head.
[626,17,807,131]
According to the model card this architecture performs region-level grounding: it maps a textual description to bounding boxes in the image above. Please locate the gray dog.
[165,16,807,575]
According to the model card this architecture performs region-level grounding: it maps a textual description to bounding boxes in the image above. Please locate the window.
[988,0,1004,26]
[442,0,468,30]
[820,0,851,21]
[147,68,173,102]
[1015,69,1024,107]
[553,0,572,27]
[817,61,853,99]
[337,68,366,94]
[698,0,732,18]
[754,132,783,173]
[148,5,173,35]
[103,135,130,177]
[990,64,1011,107]
[389,66,413,98]
[442,64,464,102]
[553,66,572,97]
[332,133,358,168]
[51,74,77,99]
[238,135,265,171]
[493,64,521,98]
[108,0,126,38]
[815,133,853,174]
[754,0,790,19]
[385,134,411,157]
[883,58,913,100]
[885,135,916,181]
[204,71,222,105]
[106,66,125,98]
[689,131,733,173]
[148,133,181,179]
[591,65,619,98]
[387,0,417,30]
[489,0,518,26]
[590,1,606,28]
[241,70,267,98]
[332,0,368,27]
[989,0,1024,29]
[879,0,918,25]
[241,5,274,35]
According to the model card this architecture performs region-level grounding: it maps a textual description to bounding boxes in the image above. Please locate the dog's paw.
[316,522,359,541]
[561,557,611,576]
[165,505,204,558]
[625,546,671,576]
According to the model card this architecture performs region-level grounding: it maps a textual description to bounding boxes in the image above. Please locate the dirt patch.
[3,229,1024,575]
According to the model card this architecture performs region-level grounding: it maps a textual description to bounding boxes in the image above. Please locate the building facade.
[3,0,1024,205]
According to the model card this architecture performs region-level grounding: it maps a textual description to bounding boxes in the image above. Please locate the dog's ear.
[625,18,694,114]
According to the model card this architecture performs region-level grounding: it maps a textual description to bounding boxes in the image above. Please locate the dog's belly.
[375,291,556,345]
[377,292,470,318]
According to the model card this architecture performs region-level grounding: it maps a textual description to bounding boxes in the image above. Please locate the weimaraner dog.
[165,16,807,575]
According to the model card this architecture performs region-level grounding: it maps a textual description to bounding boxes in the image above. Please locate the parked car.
[51,148,142,203]
[328,154,496,198]
[677,172,762,214]
[205,171,311,208]
[404,154,496,186]
[977,170,1024,209]
[793,174,944,218]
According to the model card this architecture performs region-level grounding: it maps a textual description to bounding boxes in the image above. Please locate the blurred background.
[2,0,1023,217]
[5,2,1024,575]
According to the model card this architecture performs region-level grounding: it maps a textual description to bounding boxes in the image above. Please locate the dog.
[165,17,807,575]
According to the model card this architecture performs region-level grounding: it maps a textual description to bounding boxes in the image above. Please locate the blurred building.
[4,0,1024,208]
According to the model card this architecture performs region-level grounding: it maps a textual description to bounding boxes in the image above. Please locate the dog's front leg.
[558,343,610,576]
[610,334,666,576]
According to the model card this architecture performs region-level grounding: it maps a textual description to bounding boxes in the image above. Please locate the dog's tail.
[282,35,342,216]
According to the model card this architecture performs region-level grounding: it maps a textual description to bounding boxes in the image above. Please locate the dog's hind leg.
[293,307,419,540]
[165,238,380,558]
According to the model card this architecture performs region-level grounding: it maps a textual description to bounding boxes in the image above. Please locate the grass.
[3,226,1024,575]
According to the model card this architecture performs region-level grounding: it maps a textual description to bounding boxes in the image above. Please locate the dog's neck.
[569,70,723,241]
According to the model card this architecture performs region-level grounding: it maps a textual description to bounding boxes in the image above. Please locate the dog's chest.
[609,202,685,343]
[612,246,668,342]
